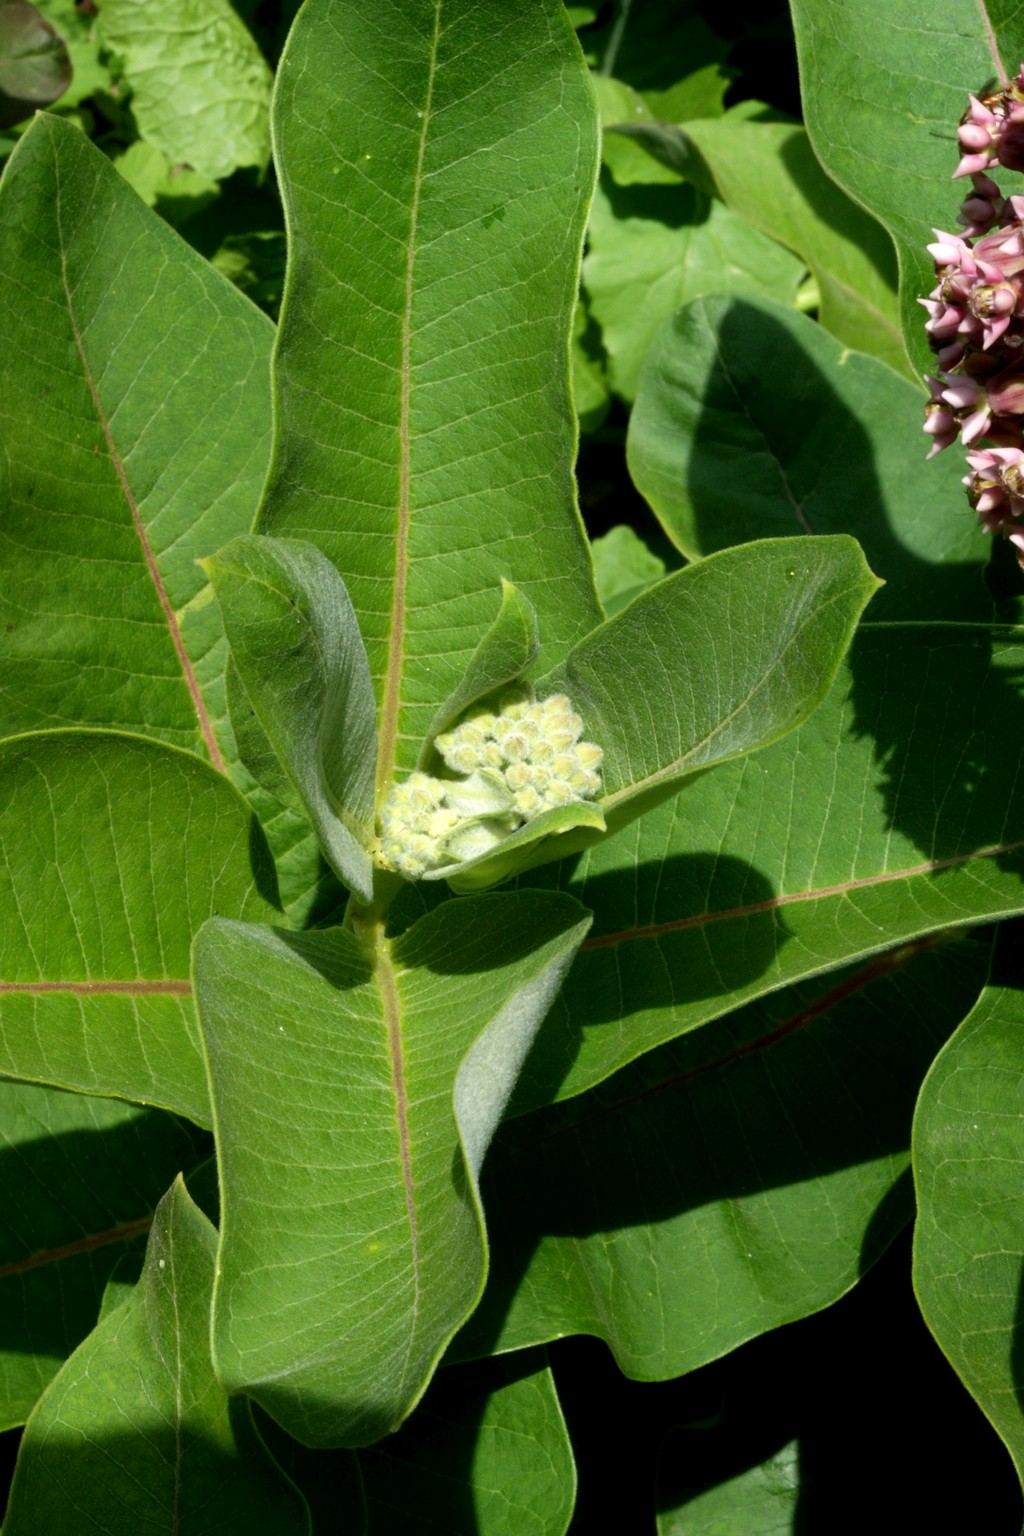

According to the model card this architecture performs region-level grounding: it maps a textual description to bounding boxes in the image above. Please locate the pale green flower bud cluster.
[379,689,603,879]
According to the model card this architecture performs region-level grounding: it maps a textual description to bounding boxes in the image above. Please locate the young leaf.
[913,978,1024,1485]
[98,0,272,180]
[420,580,540,761]
[0,113,274,767]
[0,1081,206,1429]
[627,296,989,621]
[194,891,591,1447]
[359,1351,576,1535]
[3,1178,310,1535]
[261,0,602,790]
[455,931,991,1377]
[0,733,279,1123]
[540,534,880,833]
[204,535,378,902]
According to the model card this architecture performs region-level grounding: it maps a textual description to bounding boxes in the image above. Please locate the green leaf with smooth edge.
[657,1436,800,1535]
[636,112,906,380]
[98,0,272,180]
[510,623,1024,1112]
[583,173,807,401]
[204,535,378,903]
[262,0,601,793]
[3,1178,310,1535]
[913,979,1024,1484]
[454,929,991,1377]
[537,535,879,836]
[194,891,589,1448]
[0,0,71,128]
[0,113,273,769]
[788,0,1024,372]
[0,732,278,1123]
[627,296,991,622]
[0,1080,207,1430]
[359,1350,575,1535]
[420,580,539,765]
[431,533,873,897]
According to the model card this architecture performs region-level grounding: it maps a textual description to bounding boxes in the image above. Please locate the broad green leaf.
[262,0,601,792]
[433,535,874,896]
[0,0,71,128]
[591,524,667,617]
[98,0,272,180]
[359,1351,575,1535]
[657,1436,800,1535]
[913,979,1024,1483]
[454,929,991,1377]
[788,0,1024,370]
[0,113,273,768]
[3,1178,310,1535]
[538,535,880,834]
[109,138,219,224]
[583,173,806,401]
[511,623,1024,1110]
[0,1080,206,1429]
[627,296,991,622]
[618,111,906,378]
[0,732,278,1123]
[195,891,590,1447]
[204,535,378,902]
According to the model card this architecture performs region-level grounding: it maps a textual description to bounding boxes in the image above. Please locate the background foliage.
[2,0,1024,1529]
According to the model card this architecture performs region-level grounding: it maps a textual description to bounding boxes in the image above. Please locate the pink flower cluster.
[923,68,1024,558]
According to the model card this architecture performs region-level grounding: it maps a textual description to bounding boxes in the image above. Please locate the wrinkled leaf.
[0,733,278,1122]
[627,295,989,621]
[195,891,590,1447]
[3,1178,310,1534]
[99,0,272,180]
[584,173,806,401]
[623,111,906,378]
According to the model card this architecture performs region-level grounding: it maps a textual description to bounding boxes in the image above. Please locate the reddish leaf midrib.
[53,155,227,774]
[582,837,1023,951]
[374,1,442,801]
[0,979,191,995]
[0,1215,153,1278]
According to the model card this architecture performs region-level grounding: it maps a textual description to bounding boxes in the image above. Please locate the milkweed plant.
[1,0,1024,1529]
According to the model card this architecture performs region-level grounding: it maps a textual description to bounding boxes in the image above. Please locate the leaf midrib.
[52,143,226,774]
[375,1,443,803]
